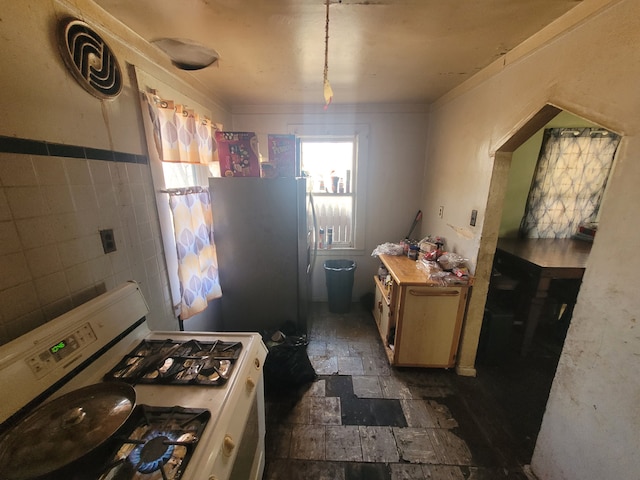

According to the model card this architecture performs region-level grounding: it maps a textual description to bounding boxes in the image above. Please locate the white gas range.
[0,282,268,480]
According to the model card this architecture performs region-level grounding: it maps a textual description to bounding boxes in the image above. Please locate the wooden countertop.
[379,254,471,287]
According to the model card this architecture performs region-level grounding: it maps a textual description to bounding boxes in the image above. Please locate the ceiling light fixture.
[151,38,219,71]
[323,0,333,109]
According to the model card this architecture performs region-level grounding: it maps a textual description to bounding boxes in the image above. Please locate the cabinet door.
[395,286,465,367]
[379,294,391,346]
[372,280,383,330]
[373,280,392,341]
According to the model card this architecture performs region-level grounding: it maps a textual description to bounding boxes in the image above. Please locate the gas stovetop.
[104,339,243,386]
[0,283,268,480]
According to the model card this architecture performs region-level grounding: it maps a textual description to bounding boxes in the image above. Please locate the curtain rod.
[559,128,611,136]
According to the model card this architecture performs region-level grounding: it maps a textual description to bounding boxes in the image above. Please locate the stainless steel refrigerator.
[209,177,316,334]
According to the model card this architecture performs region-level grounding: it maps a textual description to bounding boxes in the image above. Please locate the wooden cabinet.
[373,276,393,344]
[372,254,471,368]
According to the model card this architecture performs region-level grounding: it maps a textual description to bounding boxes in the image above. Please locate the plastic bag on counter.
[419,235,445,249]
[437,252,468,271]
[440,272,470,285]
[416,258,442,276]
[417,257,470,285]
[415,259,450,284]
[263,330,317,392]
[418,239,438,254]
[423,249,440,261]
[452,266,470,279]
[371,242,404,257]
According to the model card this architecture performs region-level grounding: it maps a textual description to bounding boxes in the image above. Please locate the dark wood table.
[494,238,592,355]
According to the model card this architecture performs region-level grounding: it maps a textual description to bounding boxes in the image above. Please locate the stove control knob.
[246,376,256,391]
[223,434,236,456]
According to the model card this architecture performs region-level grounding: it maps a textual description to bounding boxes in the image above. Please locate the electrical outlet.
[470,209,478,226]
[438,206,444,219]
[99,229,117,253]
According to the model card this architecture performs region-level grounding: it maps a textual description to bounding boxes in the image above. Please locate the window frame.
[289,124,368,253]
[161,161,216,189]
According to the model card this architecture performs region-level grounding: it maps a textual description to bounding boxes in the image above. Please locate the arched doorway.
[470,103,620,462]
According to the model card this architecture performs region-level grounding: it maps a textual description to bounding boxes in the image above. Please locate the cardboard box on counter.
[215,131,261,177]
[267,134,297,177]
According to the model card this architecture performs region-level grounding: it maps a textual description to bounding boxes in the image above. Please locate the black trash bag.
[277,320,298,336]
[263,332,317,392]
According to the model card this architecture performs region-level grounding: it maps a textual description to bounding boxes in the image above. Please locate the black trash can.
[324,259,356,313]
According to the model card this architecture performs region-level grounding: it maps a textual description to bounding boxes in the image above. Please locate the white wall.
[0,0,232,340]
[231,105,430,302]
[422,0,640,477]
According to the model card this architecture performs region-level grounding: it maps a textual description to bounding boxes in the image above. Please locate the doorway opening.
[472,104,620,463]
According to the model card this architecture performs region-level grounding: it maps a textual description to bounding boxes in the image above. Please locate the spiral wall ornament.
[58,18,122,99]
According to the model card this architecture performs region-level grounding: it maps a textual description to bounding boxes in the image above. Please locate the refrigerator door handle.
[309,193,318,275]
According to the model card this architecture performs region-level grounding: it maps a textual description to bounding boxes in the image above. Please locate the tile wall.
[0,136,176,345]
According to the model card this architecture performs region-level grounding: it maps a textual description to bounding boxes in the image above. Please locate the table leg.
[521,275,552,355]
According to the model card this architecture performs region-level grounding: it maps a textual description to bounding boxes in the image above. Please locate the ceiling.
[94,0,583,109]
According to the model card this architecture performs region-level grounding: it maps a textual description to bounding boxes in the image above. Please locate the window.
[292,124,368,252]
[520,127,620,238]
[300,139,355,248]
[162,161,215,189]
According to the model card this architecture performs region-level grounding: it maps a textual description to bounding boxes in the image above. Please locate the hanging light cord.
[322,0,334,108]
[324,0,330,83]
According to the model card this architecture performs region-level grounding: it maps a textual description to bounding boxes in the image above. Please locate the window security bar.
[160,186,207,196]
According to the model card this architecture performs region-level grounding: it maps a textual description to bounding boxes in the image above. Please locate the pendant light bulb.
[323,78,333,109]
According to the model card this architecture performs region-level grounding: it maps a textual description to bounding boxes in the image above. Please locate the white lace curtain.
[520,128,620,238]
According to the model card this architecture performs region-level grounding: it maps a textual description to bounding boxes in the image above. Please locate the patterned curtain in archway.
[520,128,620,238]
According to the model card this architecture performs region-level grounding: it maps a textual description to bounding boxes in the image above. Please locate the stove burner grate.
[98,405,210,480]
[130,432,176,473]
[103,339,243,386]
